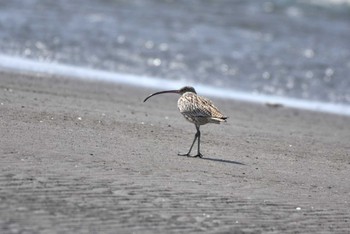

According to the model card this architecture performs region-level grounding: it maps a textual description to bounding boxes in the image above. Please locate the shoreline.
[1,54,350,116]
[1,71,349,233]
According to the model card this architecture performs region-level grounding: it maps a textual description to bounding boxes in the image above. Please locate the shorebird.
[143,86,227,158]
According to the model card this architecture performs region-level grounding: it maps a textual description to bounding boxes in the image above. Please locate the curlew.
[143,86,227,158]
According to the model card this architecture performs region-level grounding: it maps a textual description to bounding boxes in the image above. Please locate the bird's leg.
[178,133,197,157]
[178,125,202,158]
[194,126,203,158]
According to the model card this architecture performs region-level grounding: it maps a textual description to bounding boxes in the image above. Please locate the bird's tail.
[209,116,228,124]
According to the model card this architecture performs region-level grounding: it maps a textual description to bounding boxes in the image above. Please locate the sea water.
[0,0,349,115]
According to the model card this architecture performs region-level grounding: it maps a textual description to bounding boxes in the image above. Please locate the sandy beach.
[0,71,349,233]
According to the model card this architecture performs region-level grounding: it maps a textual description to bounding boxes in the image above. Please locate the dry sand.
[0,71,349,233]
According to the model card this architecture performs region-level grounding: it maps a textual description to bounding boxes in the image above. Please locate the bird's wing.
[178,94,225,119]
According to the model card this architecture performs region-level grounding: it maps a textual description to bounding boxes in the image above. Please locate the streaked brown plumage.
[143,86,227,158]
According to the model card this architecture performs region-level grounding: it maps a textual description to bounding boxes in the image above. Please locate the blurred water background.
[0,0,350,113]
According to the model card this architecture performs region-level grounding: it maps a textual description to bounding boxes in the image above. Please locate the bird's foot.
[193,153,203,158]
[177,153,203,158]
[178,153,191,157]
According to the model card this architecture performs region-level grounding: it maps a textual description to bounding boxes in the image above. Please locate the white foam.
[303,0,350,6]
[0,54,349,116]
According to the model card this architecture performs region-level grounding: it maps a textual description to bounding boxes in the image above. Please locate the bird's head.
[178,86,197,95]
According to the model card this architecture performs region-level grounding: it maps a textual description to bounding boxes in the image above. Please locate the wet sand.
[1,71,349,233]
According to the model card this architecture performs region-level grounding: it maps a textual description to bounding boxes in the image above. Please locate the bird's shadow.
[177,154,246,166]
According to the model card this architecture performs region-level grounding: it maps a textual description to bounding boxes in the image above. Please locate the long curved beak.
[143,90,179,102]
